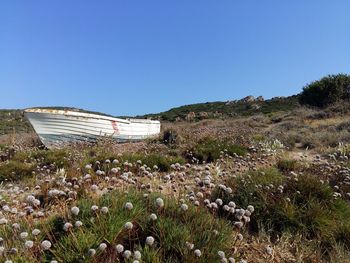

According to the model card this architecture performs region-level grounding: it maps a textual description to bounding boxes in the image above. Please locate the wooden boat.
[24,108,160,149]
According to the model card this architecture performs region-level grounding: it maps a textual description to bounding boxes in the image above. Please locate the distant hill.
[140,95,300,121]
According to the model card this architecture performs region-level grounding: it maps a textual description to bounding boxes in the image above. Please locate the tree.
[299,74,350,107]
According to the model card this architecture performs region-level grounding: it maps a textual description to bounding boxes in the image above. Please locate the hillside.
[141,95,300,121]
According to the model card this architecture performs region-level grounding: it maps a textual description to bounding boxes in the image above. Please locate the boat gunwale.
[24,108,160,124]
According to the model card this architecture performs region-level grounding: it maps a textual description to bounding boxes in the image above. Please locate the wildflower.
[124,202,133,210]
[116,244,124,253]
[123,250,132,259]
[215,199,223,206]
[91,205,99,212]
[149,213,157,221]
[71,206,79,216]
[194,249,202,257]
[32,229,41,236]
[247,205,254,213]
[145,236,155,246]
[265,245,273,255]
[134,250,141,259]
[228,257,235,263]
[236,233,243,241]
[0,218,8,225]
[20,232,28,239]
[218,251,225,259]
[63,222,73,231]
[124,222,133,230]
[155,197,164,208]
[185,241,194,250]
[41,240,52,250]
[75,221,83,227]
[180,203,188,211]
[99,243,107,251]
[91,185,98,191]
[88,248,96,257]
[234,221,243,229]
[101,206,109,214]
[12,223,20,230]
[25,240,34,249]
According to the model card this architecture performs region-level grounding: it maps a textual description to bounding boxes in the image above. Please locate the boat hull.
[24,109,160,149]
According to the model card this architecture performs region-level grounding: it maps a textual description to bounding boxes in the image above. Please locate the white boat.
[24,108,161,149]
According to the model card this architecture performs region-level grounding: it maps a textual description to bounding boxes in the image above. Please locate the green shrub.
[13,149,70,168]
[190,137,247,163]
[0,160,34,181]
[277,159,300,172]
[299,74,350,107]
[212,168,350,255]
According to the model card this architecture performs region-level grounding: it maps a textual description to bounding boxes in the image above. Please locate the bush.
[299,74,350,107]
[190,137,247,163]
[0,160,34,181]
[13,149,70,168]
[277,159,300,172]
[212,168,350,255]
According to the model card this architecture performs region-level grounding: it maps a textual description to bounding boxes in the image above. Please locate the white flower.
[91,185,98,191]
[134,250,141,259]
[185,241,194,250]
[194,249,202,257]
[101,206,109,214]
[91,205,99,212]
[123,250,132,259]
[180,203,188,211]
[124,222,133,230]
[12,223,20,230]
[41,240,52,250]
[228,258,235,263]
[155,198,164,208]
[25,240,34,249]
[71,206,80,216]
[32,229,41,236]
[116,244,124,253]
[88,248,96,257]
[0,218,8,225]
[145,236,155,246]
[20,232,28,239]
[99,243,107,251]
[124,202,133,210]
[215,199,223,206]
[63,222,73,231]
[247,205,254,213]
[218,251,225,259]
[75,221,83,227]
[149,213,157,221]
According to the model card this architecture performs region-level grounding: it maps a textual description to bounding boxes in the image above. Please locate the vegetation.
[142,96,300,121]
[213,168,350,256]
[0,160,34,181]
[0,110,32,135]
[299,74,350,107]
[189,137,247,163]
[37,191,235,263]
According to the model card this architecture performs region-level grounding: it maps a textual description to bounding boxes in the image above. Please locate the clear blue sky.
[1,1,349,116]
